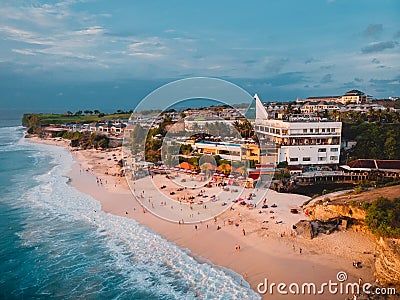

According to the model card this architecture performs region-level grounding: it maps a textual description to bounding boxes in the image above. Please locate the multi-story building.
[301,89,367,105]
[254,95,342,166]
[338,89,367,104]
[193,141,260,162]
[300,101,342,113]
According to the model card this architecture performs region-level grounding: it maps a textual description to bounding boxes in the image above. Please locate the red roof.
[256,164,275,169]
[347,159,400,170]
[347,159,376,169]
[376,160,400,170]
[288,165,303,170]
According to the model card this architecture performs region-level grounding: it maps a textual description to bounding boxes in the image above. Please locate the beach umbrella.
[199,172,205,175]
[220,174,225,177]
[238,176,245,180]
[228,175,234,178]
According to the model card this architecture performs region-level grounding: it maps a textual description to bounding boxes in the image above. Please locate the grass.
[25,113,132,125]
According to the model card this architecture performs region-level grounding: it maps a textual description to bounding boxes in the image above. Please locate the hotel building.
[254,94,342,166]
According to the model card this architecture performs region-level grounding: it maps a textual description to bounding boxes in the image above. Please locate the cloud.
[361,41,397,53]
[369,75,400,86]
[320,64,334,70]
[127,38,167,58]
[207,65,222,70]
[264,72,308,87]
[321,74,333,83]
[74,26,105,35]
[0,25,53,45]
[371,58,380,64]
[363,24,383,37]
[395,31,400,39]
[12,49,37,56]
[304,58,316,64]
[342,77,363,88]
[242,59,257,64]
[263,57,289,73]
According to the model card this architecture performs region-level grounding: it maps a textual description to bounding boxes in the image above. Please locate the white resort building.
[254,94,342,166]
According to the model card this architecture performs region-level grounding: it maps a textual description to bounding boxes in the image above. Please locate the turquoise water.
[0,123,259,299]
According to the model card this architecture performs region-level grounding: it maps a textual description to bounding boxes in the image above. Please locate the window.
[322,128,325,132]
[303,129,307,133]
[318,148,326,152]
[282,130,288,135]
[326,128,330,132]
[290,157,298,162]
[330,148,338,152]
[318,157,326,161]
[302,157,311,161]
[309,129,313,133]
[315,129,319,133]
[330,156,338,160]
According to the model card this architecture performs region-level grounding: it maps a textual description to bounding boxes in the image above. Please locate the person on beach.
[242,228,246,236]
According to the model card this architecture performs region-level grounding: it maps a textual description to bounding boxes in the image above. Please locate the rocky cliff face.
[304,203,400,289]
[375,237,400,288]
[307,203,365,223]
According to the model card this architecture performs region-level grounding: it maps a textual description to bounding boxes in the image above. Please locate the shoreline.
[27,136,377,299]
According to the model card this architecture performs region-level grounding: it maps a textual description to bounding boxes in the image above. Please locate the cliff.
[375,237,400,287]
[302,202,400,289]
[307,203,365,223]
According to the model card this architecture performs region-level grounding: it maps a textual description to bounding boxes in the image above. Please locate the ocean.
[0,123,259,300]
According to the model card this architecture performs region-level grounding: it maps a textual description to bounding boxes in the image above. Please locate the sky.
[0,0,399,113]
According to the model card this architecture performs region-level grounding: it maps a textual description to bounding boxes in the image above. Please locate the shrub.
[365,197,400,238]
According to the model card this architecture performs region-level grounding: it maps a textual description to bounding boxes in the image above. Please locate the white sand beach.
[63,146,377,299]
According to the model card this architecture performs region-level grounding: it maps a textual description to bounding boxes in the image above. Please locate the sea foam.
[14,134,261,299]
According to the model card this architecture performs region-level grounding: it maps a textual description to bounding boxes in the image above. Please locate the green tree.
[179,144,192,155]
[365,197,400,238]
[384,135,397,159]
